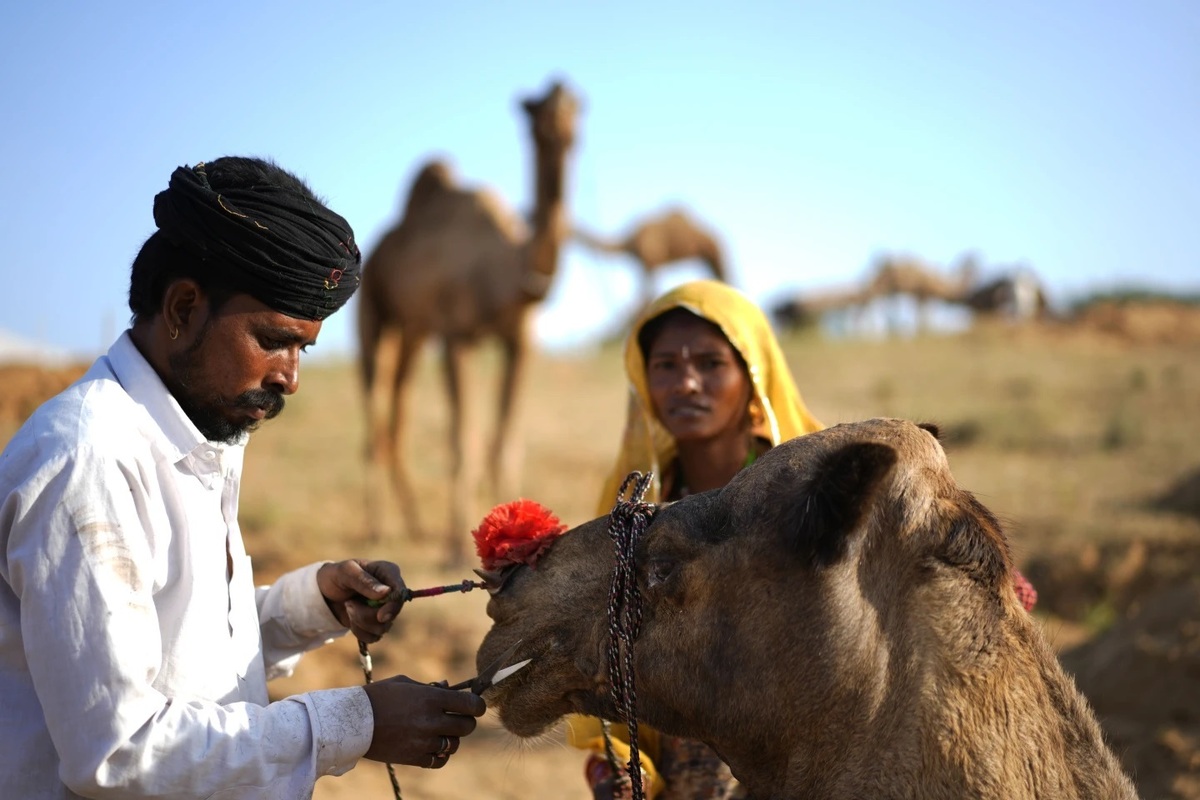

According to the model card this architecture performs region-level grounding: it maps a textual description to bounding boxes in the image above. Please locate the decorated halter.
[472,490,655,800]
[355,499,566,800]
[472,498,567,571]
[600,471,657,800]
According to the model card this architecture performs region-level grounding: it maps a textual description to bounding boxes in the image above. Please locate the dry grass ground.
[3,317,1199,798]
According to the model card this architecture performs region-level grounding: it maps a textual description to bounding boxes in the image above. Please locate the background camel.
[573,207,729,309]
[771,282,870,334]
[865,252,979,332]
[964,267,1051,322]
[357,80,581,563]
[476,418,1138,799]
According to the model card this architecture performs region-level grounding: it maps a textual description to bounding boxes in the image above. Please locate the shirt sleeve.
[5,448,374,798]
[255,561,350,681]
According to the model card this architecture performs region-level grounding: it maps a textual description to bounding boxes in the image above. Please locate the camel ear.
[784,442,898,567]
[473,566,521,596]
[918,421,941,440]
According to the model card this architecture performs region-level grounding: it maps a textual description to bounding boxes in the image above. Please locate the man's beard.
[166,324,285,444]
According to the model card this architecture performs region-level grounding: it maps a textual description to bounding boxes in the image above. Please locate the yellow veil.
[571,280,824,796]
[594,278,824,516]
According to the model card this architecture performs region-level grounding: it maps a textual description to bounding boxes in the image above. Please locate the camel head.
[476,418,1134,797]
[520,80,581,153]
[476,418,1018,737]
[480,419,974,734]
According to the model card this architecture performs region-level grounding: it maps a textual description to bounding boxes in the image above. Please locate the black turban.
[152,162,361,321]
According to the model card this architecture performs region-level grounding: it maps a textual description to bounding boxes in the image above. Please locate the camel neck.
[523,144,569,300]
[531,144,566,217]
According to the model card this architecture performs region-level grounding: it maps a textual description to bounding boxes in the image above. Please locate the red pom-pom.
[472,499,568,571]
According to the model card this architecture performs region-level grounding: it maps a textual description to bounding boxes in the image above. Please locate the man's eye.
[260,337,296,352]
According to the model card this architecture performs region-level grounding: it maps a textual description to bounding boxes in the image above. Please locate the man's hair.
[127,157,337,324]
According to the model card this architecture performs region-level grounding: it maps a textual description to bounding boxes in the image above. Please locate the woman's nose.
[676,363,701,393]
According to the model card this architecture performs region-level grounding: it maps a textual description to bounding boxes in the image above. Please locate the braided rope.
[358,639,405,799]
[603,471,656,800]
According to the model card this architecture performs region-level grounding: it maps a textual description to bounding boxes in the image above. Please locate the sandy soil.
[3,308,1199,799]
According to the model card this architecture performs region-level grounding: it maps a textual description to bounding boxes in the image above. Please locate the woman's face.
[644,312,753,444]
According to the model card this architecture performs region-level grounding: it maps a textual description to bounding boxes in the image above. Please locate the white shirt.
[0,331,375,799]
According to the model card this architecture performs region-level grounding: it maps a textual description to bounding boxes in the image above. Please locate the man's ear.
[162,279,204,336]
[773,442,899,568]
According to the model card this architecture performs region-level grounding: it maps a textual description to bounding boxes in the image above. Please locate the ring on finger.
[427,754,437,769]
[437,735,453,756]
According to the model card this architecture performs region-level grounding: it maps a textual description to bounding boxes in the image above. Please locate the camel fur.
[476,418,1138,799]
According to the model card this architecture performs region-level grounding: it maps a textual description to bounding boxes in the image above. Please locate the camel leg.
[488,330,528,507]
[441,337,479,568]
[359,301,393,540]
[385,330,427,542]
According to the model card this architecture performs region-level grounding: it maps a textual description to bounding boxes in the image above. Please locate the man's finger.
[436,687,486,718]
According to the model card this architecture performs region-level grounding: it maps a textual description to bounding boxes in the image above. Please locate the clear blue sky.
[1,0,1197,358]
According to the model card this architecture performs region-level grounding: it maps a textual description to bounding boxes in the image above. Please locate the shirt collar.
[106,330,245,467]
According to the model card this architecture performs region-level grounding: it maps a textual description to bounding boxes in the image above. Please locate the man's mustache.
[230,389,285,419]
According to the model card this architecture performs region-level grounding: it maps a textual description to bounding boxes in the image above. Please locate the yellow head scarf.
[595,279,824,515]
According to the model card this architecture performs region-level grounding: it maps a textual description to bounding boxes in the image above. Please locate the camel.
[771,283,871,334]
[573,208,729,309]
[864,252,979,333]
[357,80,581,563]
[475,418,1138,799]
[963,267,1051,323]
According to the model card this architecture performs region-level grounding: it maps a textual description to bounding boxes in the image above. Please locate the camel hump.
[397,167,527,246]
[621,208,720,266]
[402,159,458,217]
[656,208,710,236]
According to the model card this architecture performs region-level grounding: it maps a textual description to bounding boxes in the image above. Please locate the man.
[0,157,484,799]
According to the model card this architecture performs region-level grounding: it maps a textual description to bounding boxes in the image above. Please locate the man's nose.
[267,352,300,395]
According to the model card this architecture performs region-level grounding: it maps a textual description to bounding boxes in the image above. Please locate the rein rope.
[357,579,485,800]
[603,470,656,800]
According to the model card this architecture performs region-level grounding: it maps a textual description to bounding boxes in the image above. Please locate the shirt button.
[203,449,218,460]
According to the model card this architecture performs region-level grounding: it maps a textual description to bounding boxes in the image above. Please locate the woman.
[570,279,824,799]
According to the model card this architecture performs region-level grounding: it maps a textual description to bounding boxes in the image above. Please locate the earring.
[169,327,179,341]
[748,399,765,428]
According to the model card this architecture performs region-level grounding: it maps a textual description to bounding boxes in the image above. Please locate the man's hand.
[362,676,487,767]
[316,559,405,642]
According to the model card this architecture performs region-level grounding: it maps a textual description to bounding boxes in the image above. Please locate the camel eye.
[645,558,678,590]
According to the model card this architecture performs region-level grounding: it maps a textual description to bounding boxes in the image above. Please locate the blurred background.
[0,0,1196,361]
[2,2,1199,799]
